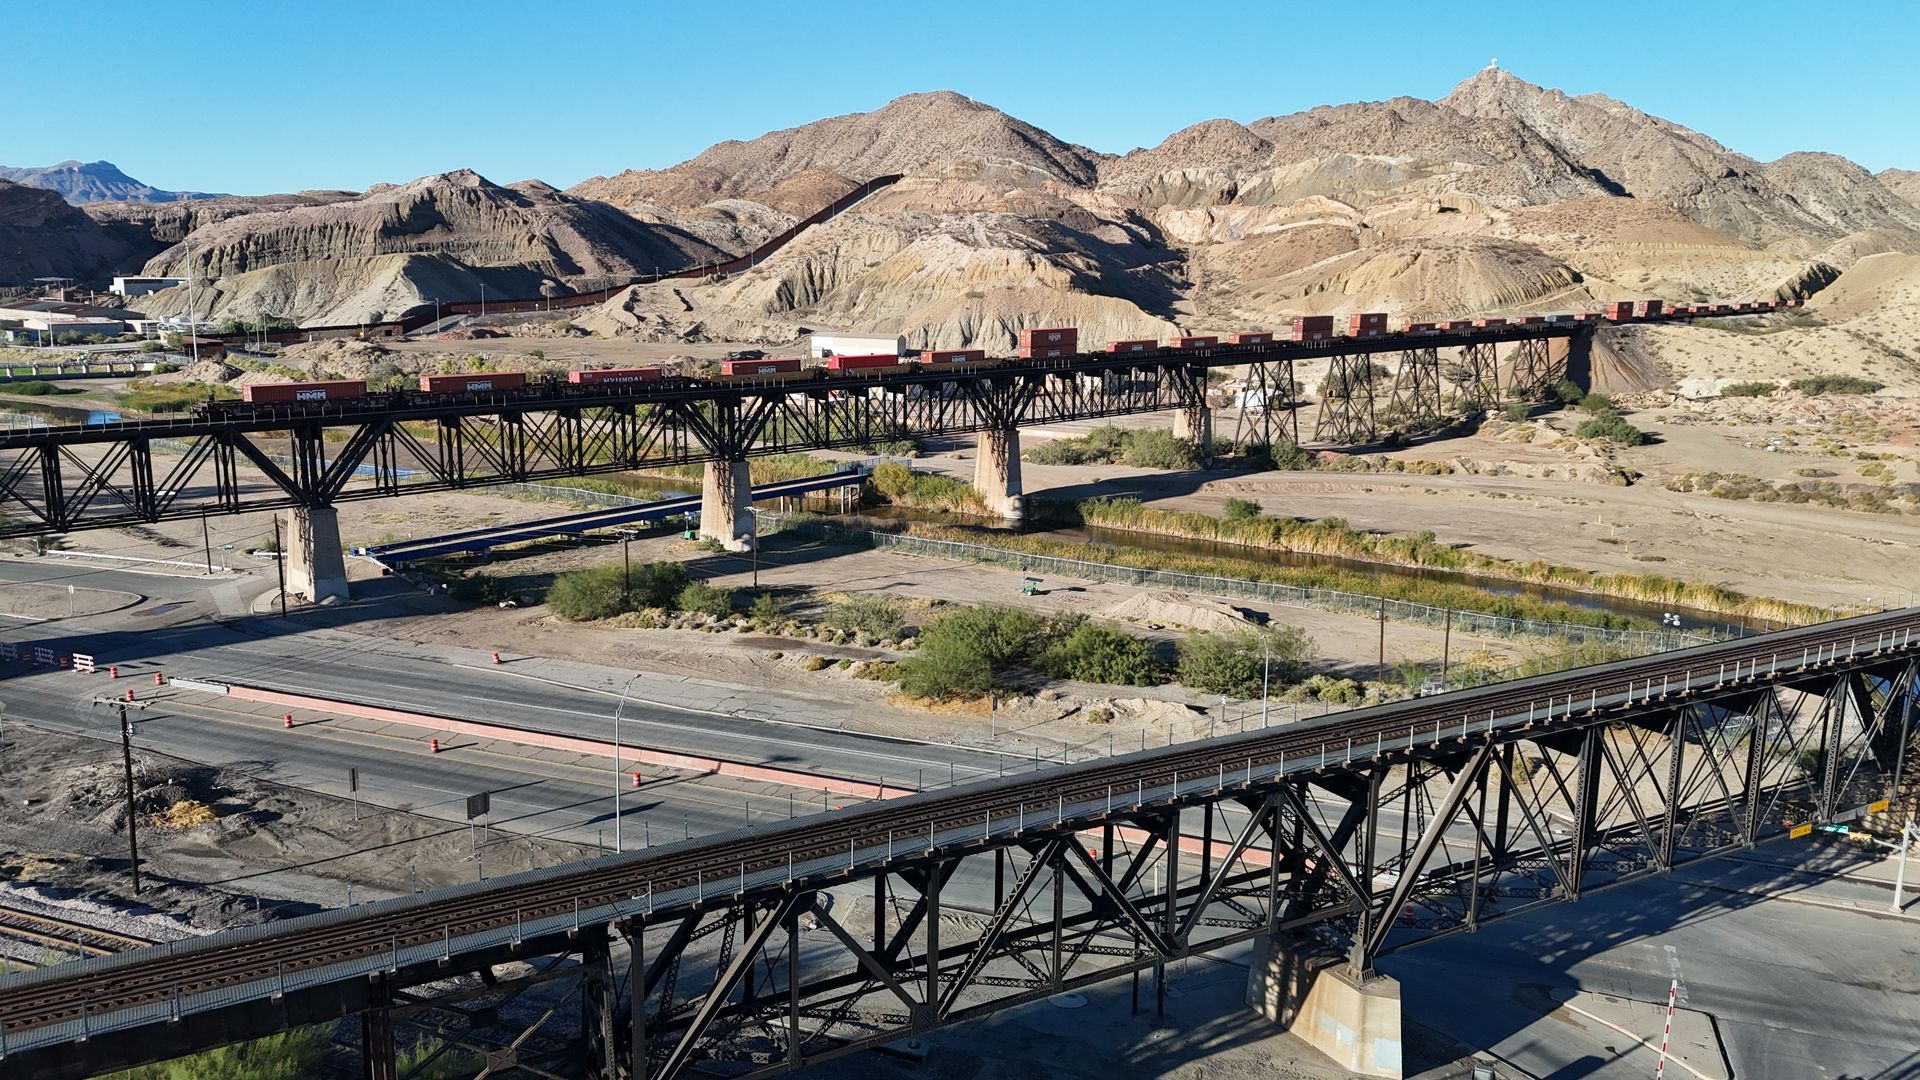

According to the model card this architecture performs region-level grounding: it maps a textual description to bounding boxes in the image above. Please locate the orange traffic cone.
[123,688,134,702]
[284,715,294,729]
[491,651,502,664]
[153,672,164,686]
[109,665,118,679]
[429,737,441,753]
[632,771,642,787]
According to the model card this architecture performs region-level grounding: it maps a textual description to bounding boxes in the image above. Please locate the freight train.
[220,298,1799,412]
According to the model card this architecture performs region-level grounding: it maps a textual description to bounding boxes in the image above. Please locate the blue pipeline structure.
[353,468,866,564]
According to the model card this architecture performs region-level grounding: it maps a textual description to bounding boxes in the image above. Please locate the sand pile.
[1104,591,1258,634]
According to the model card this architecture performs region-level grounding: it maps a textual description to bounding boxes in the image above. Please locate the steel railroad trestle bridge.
[0,322,1603,543]
[2,611,1914,1079]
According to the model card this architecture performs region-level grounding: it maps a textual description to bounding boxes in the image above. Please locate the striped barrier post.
[1654,977,1677,1079]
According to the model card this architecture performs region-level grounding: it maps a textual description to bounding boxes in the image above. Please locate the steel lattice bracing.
[1384,347,1443,430]
[3,618,1914,1080]
[1443,341,1501,411]
[1312,352,1380,444]
[1505,337,1563,402]
[1229,357,1301,449]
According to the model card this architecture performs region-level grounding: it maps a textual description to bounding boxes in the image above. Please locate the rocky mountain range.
[0,160,218,204]
[6,70,1918,386]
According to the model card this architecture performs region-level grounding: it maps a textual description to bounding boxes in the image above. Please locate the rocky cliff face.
[0,180,139,283]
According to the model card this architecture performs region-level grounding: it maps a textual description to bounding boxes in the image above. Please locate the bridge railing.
[865,531,1715,650]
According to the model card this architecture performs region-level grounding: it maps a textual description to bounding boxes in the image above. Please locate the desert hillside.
[29,69,1912,390]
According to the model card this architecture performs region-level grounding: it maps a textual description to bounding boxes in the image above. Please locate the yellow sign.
[1870,799,1890,813]
[1788,823,1813,839]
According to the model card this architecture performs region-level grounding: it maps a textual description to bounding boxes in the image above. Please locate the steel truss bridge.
[1,611,1913,1079]
[0,317,1640,540]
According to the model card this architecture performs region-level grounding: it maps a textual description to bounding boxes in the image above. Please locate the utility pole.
[200,508,214,575]
[93,697,153,895]
[1376,599,1386,685]
[1260,633,1271,728]
[274,516,289,616]
[614,529,638,605]
[1896,815,1915,913]
[747,508,761,590]
[1441,608,1452,681]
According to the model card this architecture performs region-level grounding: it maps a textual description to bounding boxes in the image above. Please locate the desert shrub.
[117,380,237,412]
[1222,497,1263,523]
[6,380,62,396]
[865,460,984,512]
[395,1039,485,1080]
[820,595,908,639]
[748,592,783,627]
[448,573,516,605]
[1789,375,1882,396]
[1037,622,1163,686]
[1501,402,1531,422]
[1721,381,1777,398]
[1551,379,1585,405]
[1577,392,1614,413]
[1174,626,1314,697]
[1576,410,1648,446]
[802,655,830,671]
[139,340,167,353]
[893,605,1052,700]
[675,581,734,618]
[546,565,631,621]
[104,1024,332,1079]
[1121,428,1202,470]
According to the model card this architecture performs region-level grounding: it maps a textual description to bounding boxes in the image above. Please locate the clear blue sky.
[13,0,1916,195]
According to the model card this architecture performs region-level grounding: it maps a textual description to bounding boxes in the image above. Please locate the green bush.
[1500,402,1531,421]
[5,380,62,396]
[1024,425,1200,470]
[117,380,238,412]
[1577,392,1614,413]
[1721,381,1777,398]
[865,460,985,512]
[748,592,783,626]
[1789,374,1882,396]
[139,340,167,353]
[676,581,734,618]
[893,605,1048,701]
[547,560,693,620]
[1037,621,1163,686]
[448,573,516,604]
[1575,410,1649,446]
[104,1025,332,1079]
[1222,497,1263,523]
[1174,626,1314,697]
[821,595,907,639]
[1121,428,1202,470]
[1551,379,1585,405]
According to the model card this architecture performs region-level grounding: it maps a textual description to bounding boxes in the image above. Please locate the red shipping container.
[242,379,367,404]
[1604,301,1637,321]
[1169,335,1219,348]
[1227,331,1273,345]
[823,353,901,372]
[568,367,662,385]
[1403,322,1439,334]
[1639,300,1665,319]
[419,372,527,394]
[1443,320,1476,331]
[1019,327,1078,350]
[720,357,803,376]
[921,349,987,363]
[1019,347,1074,360]
[1516,316,1547,325]
[1347,313,1389,337]
[1290,315,1335,342]
[1106,339,1157,354]
[1473,318,1507,329]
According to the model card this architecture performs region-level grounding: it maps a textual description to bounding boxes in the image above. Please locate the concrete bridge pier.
[1246,934,1403,1079]
[972,428,1024,521]
[285,506,350,606]
[699,459,756,551]
[1173,403,1213,461]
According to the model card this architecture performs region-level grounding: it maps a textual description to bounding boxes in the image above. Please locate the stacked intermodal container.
[823,354,902,372]
[1639,300,1665,319]
[1169,336,1219,349]
[720,357,803,376]
[1516,316,1548,325]
[242,379,368,404]
[1106,339,1157,354]
[1347,312,1389,338]
[1443,320,1476,331]
[1403,322,1439,334]
[1604,301,1637,321]
[1290,315,1335,342]
[568,367,662,385]
[920,349,987,364]
[1018,327,1078,359]
[419,372,527,394]
[1473,317,1507,329]
[1226,331,1273,345]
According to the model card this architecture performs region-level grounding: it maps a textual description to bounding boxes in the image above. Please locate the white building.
[111,276,189,297]
[807,332,904,358]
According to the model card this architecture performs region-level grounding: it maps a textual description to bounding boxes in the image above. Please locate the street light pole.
[612,674,643,853]
[1895,815,1915,912]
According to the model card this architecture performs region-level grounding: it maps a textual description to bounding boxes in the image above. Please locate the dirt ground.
[0,726,600,952]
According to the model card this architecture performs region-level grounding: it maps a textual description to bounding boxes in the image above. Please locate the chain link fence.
[866,531,1714,649]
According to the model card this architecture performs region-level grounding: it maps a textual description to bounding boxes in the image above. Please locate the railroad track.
[1,609,1915,1045]
[0,905,151,962]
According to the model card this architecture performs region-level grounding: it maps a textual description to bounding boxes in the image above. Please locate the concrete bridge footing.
[1173,403,1213,460]
[699,459,756,551]
[972,428,1024,521]
[285,506,350,605]
[1246,934,1403,1079]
